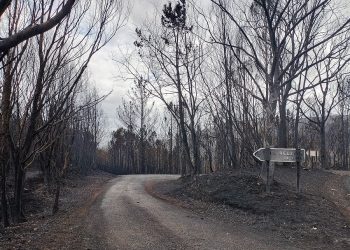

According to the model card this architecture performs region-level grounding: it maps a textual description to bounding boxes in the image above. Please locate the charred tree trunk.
[14,163,25,223]
[294,90,304,193]
[0,62,12,227]
[222,23,236,169]
[168,120,173,174]
[278,99,288,148]
[320,123,327,169]
[175,33,195,175]
[190,124,200,175]
[139,141,145,174]
[0,158,9,227]
[265,86,278,193]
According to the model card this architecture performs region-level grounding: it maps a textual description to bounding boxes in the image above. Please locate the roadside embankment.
[0,170,114,249]
[149,170,350,250]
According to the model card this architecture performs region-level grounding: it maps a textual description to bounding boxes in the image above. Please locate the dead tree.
[1,0,127,225]
[204,0,350,190]
[0,0,76,59]
[117,78,155,174]
[133,0,205,176]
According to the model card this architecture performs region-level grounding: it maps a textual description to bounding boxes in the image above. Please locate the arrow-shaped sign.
[253,148,305,163]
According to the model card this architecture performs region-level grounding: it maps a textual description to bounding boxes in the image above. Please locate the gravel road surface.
[84,175,297,250]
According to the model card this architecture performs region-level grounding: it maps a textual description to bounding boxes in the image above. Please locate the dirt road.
[84,175,297,250]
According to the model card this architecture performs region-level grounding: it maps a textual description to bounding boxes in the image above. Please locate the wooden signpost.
[253,148,305,193]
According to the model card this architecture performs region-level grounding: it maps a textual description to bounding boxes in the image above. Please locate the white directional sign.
[253,148,305,162]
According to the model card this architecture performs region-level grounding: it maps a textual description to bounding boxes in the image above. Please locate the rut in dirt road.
[83,175,297,250]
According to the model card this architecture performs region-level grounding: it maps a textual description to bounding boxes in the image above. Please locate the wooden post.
[296,147,301,193]
[265,148,271,193]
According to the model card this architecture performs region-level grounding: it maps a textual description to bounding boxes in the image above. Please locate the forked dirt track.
[83,175,298,250]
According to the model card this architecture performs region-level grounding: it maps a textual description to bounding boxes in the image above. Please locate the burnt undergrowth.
[166,171,350,248]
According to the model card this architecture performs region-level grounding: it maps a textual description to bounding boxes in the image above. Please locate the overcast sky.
[88,0,350,146]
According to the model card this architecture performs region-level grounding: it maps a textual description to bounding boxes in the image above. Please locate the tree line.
[101,0,350,178]
[0,0,127,227]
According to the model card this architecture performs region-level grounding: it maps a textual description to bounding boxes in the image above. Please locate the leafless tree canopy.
[0,0,127,227]
[107,0,350,183]
[1,0,350,228]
